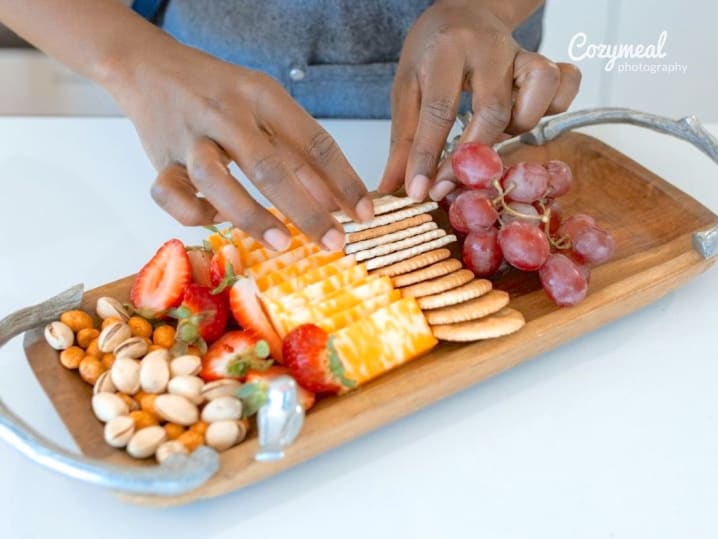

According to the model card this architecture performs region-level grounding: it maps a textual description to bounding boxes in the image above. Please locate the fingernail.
[321,228,346,252]
[429,180,456,202]
[408,174,430,202]
[263,228,291,252]
[355,196,375,223]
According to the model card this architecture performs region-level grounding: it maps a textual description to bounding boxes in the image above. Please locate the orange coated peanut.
[85,338,102,358]
[128,316,153,339]
[59,346,84,370]
[101,353,115,370]
[101,317,122,330]
[189,421,208,435]
[164,423,185,441]
[60,310,94,333]
[76,328,100,349]
[152,325,176,348]
[177,430,204,452]
[78,356,105,385]
[129,410,159,429]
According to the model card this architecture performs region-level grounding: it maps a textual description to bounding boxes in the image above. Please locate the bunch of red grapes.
[442,142,615,307]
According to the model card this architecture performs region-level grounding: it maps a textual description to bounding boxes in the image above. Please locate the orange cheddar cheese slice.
[319,289,401,334]
[244,234,312,267]
[275,264,368,310]
[262,256,356,298]
[247,243,321,280]
[256,250,345,291]
[332,297,437,386]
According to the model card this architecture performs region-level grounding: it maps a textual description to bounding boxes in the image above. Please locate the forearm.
[0,0,173,87]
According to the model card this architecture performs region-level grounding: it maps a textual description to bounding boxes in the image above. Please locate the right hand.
[108,42,373,252]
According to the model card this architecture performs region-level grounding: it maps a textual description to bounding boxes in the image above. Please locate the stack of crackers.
[334,195,526,343]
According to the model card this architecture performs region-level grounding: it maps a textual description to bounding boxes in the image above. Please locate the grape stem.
[492,179,572,250]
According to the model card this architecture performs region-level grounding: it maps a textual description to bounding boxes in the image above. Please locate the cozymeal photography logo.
[568,30,688,74]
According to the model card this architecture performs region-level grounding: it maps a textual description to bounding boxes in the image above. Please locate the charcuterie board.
[21,130,718,506]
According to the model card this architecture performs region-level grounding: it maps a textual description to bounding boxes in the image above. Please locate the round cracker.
[417,279,492,310]
[431,308,525,342]
[400,269,475,299]
[424,290,510,325]
[392,258,463,288]
[372,248,451,277]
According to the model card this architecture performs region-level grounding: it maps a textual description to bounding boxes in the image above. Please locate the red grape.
[449,191,498,233]
[439,186,467,211]
[502,202,541,227]
[452,143,503,189]
[498,221,550,271]
[574,260,592,284]
[539,253,589,307]
[500,162,550,203]
[544,199,563,234]
[572,227,616,266]
[462,228,504,277]
[556,214,596,240]
[544,160,573,197]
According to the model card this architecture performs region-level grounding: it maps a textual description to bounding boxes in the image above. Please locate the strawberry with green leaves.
[200,330,274,382]
[170,283,229,353]
[130,239,191,318]
[210,244,242,291]
[212,269,284,362]
[282,324,356,394]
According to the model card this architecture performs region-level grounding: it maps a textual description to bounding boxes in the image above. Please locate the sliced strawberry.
[170,284,229,349]
[210,244,242,290]
[246,366,316,411]
[282,324,355,394]
[130,239,191,317]
[200,330,273,382]
[228,276,284,362]
[186,248,213,287]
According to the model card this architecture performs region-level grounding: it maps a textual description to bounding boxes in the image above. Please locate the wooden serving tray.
[23,132,718,506]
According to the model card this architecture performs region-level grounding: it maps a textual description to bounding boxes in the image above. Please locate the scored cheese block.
[332,297,437,387]
[319,290,401,334]
[264,276,394,337]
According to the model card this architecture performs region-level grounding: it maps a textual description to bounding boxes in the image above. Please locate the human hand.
[109,42,373,251]
[379,0,581,202]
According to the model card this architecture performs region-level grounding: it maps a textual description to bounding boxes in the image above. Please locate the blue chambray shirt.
[133,1,544,119]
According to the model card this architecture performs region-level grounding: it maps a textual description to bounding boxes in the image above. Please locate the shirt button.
[289,66,306,81]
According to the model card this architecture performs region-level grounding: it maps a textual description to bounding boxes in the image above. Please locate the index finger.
[404,47,464,202]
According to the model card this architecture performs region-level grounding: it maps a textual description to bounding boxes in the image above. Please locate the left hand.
[378,0,581,202]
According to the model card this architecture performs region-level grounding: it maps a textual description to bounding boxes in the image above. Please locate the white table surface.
[1,116,717,539]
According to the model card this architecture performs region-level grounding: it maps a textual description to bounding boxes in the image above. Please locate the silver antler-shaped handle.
[493,107,718,260]
[0,286,220,495]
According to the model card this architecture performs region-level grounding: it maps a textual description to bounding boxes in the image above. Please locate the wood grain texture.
[23,132,718,506]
